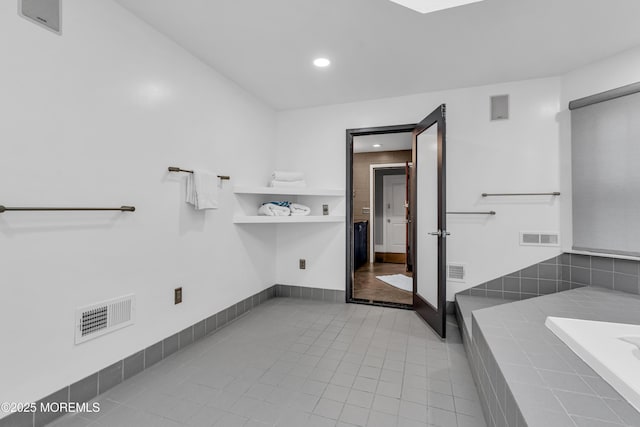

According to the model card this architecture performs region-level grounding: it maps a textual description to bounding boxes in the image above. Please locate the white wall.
[0,0,276,409]
[559,46,640,253]
[275,78,563,299]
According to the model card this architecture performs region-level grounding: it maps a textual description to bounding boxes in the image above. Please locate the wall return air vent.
[520,232,560,247]
[75,294,135,344]
[447,263,466,282]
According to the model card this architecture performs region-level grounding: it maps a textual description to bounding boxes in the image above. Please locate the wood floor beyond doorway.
[353,262,413,305]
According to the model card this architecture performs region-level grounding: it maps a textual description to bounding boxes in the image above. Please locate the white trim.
[369,163,407,263]
[567,249,640,261]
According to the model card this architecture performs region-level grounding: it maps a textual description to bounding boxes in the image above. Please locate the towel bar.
[168,167,230,180]
[0,205,135,213]
[482,192,560,197]
[447,211,496,215]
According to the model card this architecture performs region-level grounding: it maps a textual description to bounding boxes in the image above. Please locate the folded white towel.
[258,203,291,216]
[186,170,219,210]
[272,171,305,182]
[290,203,311,216]
[270,180,307,188]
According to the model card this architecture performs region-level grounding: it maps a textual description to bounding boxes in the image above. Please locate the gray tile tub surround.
[458,255,564,301]
[560,253,640,295]
[468,286,640,427]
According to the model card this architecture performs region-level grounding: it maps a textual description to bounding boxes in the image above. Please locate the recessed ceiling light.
[388,0,485,14]
[373,144,382,148]
[313,58,331,68]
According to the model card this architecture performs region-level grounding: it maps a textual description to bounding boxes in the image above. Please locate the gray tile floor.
[51,298,487,427]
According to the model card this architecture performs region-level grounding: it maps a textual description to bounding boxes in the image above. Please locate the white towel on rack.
[270,180,307,188]
[272,171,305,182]
[186,170,219,210]
[290,203,311,216]
[258,203,291,216]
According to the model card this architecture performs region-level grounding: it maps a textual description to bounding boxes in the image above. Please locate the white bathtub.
[545,316,640,411]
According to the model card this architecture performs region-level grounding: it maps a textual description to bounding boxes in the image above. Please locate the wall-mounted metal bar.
[447,211,496,215]
[482,192,560,197]
[0,205,135,213]
[168,167,230,180]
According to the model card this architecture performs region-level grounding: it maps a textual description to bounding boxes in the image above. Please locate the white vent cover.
[520,232,560,247]
[447,263,466,282]
[75,294,135,344]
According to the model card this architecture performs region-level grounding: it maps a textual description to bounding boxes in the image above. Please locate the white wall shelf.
[233,186,344,196]
[233,215,345,224]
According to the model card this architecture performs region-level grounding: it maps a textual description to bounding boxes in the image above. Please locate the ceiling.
[354,133,412,153]
[114,0,640,110]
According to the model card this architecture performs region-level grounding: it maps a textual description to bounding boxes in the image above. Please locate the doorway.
[346,105,448,338]
[350,133,413,306]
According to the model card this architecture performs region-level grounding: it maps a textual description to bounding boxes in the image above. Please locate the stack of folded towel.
[270,171,306,188]
[186,170,219,210]
[258,201,311,216]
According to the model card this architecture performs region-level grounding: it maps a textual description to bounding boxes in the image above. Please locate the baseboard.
[374,252,406,264]
[0,284,346,427]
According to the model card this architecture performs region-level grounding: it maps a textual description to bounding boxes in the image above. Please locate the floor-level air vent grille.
[75,294,135,344]
[520,232,560,247]
[447,263,466,282]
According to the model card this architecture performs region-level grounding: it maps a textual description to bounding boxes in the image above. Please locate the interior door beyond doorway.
[383,174,407,255]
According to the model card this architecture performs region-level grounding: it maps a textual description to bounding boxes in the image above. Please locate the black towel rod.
[168,167,230,180]
[0,205,135,213]
[447,211,496,215]
[482,192,560,197]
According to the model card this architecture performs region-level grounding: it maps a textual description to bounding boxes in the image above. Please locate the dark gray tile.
[291,286,302,298]
[205,314,217,334]
[279,285,291,298]
[217,310,228,328]
[312,288,324,301]
[469,288,487,297]
[503,292,520,301]
[561,265,571,282]
[0,411,33,427]
[504,277,520,293]
[302,287,313,300]
[486,290,503,299]
[571,267,590,286]
[541,256,558,265]
[521,278,538,294]
[560,253,571,265]
[521,265,539,279]
[236,301,245,317]
[520,293,538,300]
[144,341,163,368]
[336,291,346,302]
[244,297,253,311]
[474,282,487,290]
[179,326,193,349]
[539,264,558,280]
[267,286,275,299]
[194,320,206,341]
[98,361,123,394]
[614,259,639,276]
[323,290,336,302]
[34,388,68,427]
[613,273,639,294]
[591,257,613,272]
[252,294,260,307]
[571,255,591,269]
[591,270,614,289]
[227,305,237,322]
[123,351,144,380]
[539,280,557,295]
[69,374,98,404]
[163,333,179,358]
[274,284,282,297]
[559,281,571,292]
[486,278,503,291]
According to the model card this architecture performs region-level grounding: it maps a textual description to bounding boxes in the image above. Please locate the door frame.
[369,163,406,263]
[346,124,416,308]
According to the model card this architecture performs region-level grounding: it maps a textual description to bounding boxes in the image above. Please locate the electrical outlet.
[323,204,329,216]
[174,287,182,304]
[299,259,306,269]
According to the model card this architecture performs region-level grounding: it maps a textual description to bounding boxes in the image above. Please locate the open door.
[411,104,447,338]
